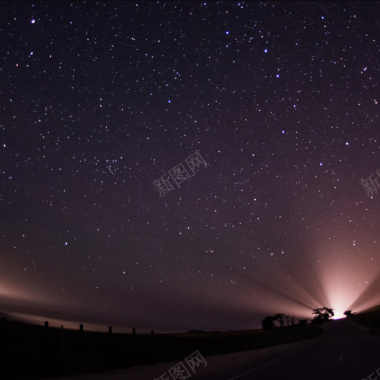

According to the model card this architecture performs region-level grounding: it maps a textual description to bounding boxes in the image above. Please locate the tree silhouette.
[325,307,334,317]
[262,316,276,331]
[274,313,287,328]
[263,313,302,330]
[312,307,334,324]
[298,319,308,327]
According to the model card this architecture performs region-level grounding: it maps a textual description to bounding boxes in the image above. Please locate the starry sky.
[1,1,380,332]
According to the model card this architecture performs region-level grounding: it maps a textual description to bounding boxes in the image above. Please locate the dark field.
[0,315,323,379]
[351,306,380,334]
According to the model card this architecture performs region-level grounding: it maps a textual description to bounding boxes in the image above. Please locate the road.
[194,319,380,380]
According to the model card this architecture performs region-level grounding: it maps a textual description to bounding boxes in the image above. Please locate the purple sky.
[1,1,380,332]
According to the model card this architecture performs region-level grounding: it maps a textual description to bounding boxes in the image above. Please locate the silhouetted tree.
[312,307,334,324]
[262,316,276,331]
[298,319,308,327]
[274,313,286,328]
[344,310,353,317]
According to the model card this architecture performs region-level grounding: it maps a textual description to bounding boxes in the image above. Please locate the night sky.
[1,1,380,333]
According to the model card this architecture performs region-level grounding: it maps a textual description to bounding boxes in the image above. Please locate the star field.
[1,1,380,331]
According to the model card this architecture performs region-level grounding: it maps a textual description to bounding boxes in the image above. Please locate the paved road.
[195,319,380,380]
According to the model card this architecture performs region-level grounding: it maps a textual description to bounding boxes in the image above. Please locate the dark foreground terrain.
[0,314,322,379]
[193,318,380,380]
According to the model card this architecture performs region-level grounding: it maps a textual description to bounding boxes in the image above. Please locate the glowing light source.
[309,238,380,318]
[332,311,346,320]
[235,236,380,327]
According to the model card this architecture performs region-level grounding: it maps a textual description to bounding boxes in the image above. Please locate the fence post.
[79,324,83,350]
[44,321,49,350]
[0,317,6,350]
[108,326,112,351]
[60,325,64,353]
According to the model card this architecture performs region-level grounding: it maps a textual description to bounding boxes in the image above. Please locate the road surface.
[194,319,380,380]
